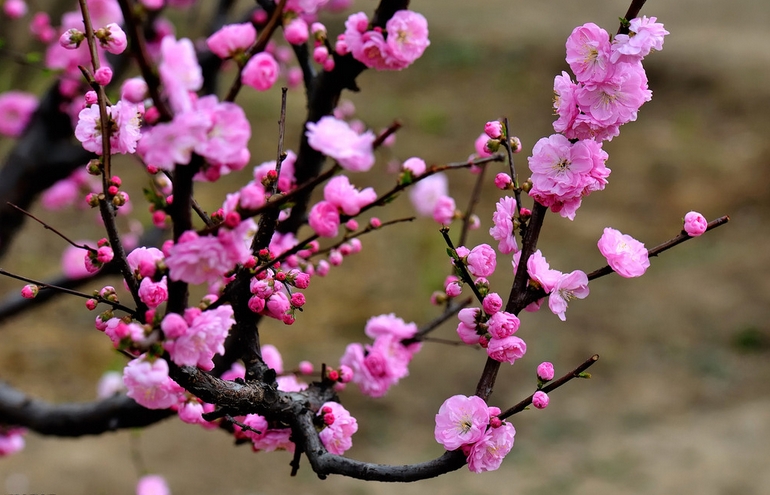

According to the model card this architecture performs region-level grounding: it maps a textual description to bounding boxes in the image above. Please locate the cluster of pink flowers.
[161,305,235,371]
[554,18,667,141]
[317,402,358,455]
[597,227,650,278]
[339,313,422,397]
[338,10,430,71]
[246,266,309,325]
[308,175,376,237]
[527,134,610,220]
[306,116,376,172]
[455,303,527,365]
[165,226,252,286]
[434,395,516,473]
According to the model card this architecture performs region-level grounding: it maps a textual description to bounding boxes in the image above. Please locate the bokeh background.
[1,0,769,494]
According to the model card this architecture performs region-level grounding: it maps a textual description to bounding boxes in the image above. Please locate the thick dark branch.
[618,0,648,34]
[0,382,172,437]
[296,411,467,482]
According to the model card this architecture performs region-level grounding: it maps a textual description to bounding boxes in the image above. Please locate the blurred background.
[1,0,769,494]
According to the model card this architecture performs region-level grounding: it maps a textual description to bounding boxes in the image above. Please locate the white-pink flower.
[548,270,589,321]
[597,227,650,278]
[434,394,490,451]
[306,116,376,172]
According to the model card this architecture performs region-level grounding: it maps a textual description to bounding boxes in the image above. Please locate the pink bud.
[532,390,549,409]
[3,0,27,19]
[59,28,83,49]
[489,416,502,428]
[224,211,241,228]
[121,78,148,103]
[369,217,382,228]
[482,292,503,315]
[537,362,555,382]
[298,360,314,375]
[248,296,265,313]
[313,45,329,65]
[284,17,309,45]
[339,365,353,383]
[85,298,98,310]
[484,121,503,139]
[683,211,708,237]
[94,67,113,86]
[290,292,306,308]
[345,218,359,231]
[98,23,127,55]
[84,91,98,105]
[494,173,512,190]
[322,57,335,72]
[445,281,462,298]
[144,106,160,125]
[327,369,339,381]
[20,284,38,299]
[323,413,335,425]
[282,314,295,325]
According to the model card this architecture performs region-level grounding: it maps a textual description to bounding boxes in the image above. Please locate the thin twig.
[0,268,136,315]
[440,228,486,304]
[458,162,487,248]
[500,354,599,419]
[6,203,96,252]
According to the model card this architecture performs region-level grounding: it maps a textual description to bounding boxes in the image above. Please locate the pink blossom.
[75,101,142,155]
[3,0,27,19]
[340,335,420,398]
[323,175,377,215]
[364,313,418,340]
[0,428,25,457]
[432,195,456,224]
[20,284,38,299]
[318,401,358,455]
[193,95,251,165]
[434,394,490,451]
[384,10,430,68]
[484,120,503,139]
[565,23,612,83]
[30,12,56,43]
[261,344,284,374]
[242,52,280,91]
[474,132,493,158]
[532,390,549,409]
[207,22,257,59]
[548,270,589,321]
[166,230,250,285]
[683,211,708,237]
[251,428,294,452]
[489,196,518,254]
[284,17,309,45]
[62,244,94,279]
[159,36,203,114]
[138,110,210,170]
[308,200,341,238]
[482,293,503,315]
[466,422,515,473]
[553,71,579,134]
[537,362,555,381]
[98,23,127,55]
[409,173,448,217]
[127,247,164,278]
[136,474,170,495]
[611,16,668,63]
[162,305,235,370]
[138,277,168,308]
[486,335,527,364]
[466,244,497,277]
[97,370,126,398]
[526,249,561,293]
[402,156,426,176]
[264,291,291,320]
[576,62,649,129]
[494,173,512,190]
[486,311,520,339]
[0,91,38,137]
[305,116,376,172]
[597,227,650,278]
[123,356,184,409]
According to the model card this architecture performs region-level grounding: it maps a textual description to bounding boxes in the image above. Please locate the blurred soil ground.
[1,0,769,494]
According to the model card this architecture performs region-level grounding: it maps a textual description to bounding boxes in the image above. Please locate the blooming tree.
[0,0,729,492]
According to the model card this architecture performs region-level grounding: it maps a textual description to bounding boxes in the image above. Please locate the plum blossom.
[465,422,516,473]
[161,305,235,370]
[434,394,490,451]
[123,356,185,409]
[532,390,550,409]
[548,270,589,321]
[166,229,251,285]
[526,250,562,293]
[384,10,430,67]
[432,195,456,224]
[611,16,669,63]
[597,227,650,278]
[340,333,421,398]
[241,52,280,91]
[323,175,377,215]
[159,36,203,114]
[537,361,555,382]
[683,211,708,237]
[318,402,358,455]
[306,116,375,172]
[364,313,418,340]
[489,196,518,254]
[207,22,257,59]
[308,200,341,238]
[136,475,170,495]
[409,173,448,217]
[565,23,612,83]
[465,244,497,277]
[486,335,527,364]
[0,91,37,137]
